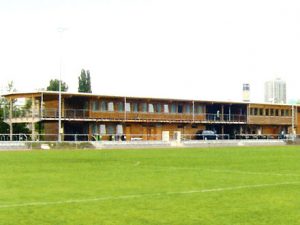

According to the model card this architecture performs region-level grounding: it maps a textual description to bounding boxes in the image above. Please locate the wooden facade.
[2,91,299,141]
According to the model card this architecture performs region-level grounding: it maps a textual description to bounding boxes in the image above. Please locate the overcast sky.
[0,0,300,103]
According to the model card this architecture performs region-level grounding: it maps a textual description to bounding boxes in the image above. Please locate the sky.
[0,0,300,103]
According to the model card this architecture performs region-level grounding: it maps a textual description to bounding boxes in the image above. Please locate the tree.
[0,81,30,135]
[78,69,92,93]
[46,79,68,92]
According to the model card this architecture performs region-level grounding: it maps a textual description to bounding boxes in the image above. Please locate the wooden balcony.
[5,108,249,124]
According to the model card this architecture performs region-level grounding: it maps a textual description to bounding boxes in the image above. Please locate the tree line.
[46,69,92,93]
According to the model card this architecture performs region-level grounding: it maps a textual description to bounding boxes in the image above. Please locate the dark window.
[133,103,138,112]
[157,104,162,113]
[92,101,99,111]
[100,101,107,112]
[185,105,191,114]
[178,105,183,113]
[171,104,176,113]
[141,103,147,112]
[197,105,204,114]
[118,102,124,112]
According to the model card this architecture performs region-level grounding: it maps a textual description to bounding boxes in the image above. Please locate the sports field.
[0,146,300,225]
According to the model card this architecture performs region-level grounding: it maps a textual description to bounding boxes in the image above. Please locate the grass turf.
[0,146,300,225]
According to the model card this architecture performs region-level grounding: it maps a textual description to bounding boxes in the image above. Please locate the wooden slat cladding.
[248,116,292,125]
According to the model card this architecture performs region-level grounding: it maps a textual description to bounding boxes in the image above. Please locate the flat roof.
[1,91,297,107]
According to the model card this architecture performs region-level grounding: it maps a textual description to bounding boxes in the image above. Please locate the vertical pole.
[9,98,13,141]
[40,93,43,119]
[192,100,195,122]
[57,27,67,142]
[124,97,126,121]
[58,79,62,142]
[32,96,35,141]
[292,105,295,137]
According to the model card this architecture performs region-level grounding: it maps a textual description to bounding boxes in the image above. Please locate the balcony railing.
[5,108,249,123]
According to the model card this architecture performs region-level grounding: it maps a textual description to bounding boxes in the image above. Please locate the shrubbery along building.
[2,91,299,141]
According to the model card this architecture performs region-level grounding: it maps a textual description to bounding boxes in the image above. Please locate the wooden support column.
[124,97,127,121]
[9,98,13,141]
[40,93,43,119]
[192,100,195,122]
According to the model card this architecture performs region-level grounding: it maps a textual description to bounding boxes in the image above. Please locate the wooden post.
[192,100,195,122]
[9,98,13,141]
[40,93,43,119]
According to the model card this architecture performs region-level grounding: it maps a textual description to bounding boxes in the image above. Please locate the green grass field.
[0,146,300,225]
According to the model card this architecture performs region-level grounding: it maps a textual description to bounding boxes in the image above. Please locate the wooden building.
[2,91,299,141]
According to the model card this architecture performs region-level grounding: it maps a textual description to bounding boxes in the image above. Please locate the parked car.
[202,130,218,140]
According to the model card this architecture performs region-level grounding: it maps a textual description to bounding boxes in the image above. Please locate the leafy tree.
[0,81,30,135]
[0,99,9,133]
[46,79,68,92]
[78,69,92,93]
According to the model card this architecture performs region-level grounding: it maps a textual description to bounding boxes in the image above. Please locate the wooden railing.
[6,108,249,123]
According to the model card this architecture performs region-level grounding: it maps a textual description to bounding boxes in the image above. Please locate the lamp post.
[57,27,67,142]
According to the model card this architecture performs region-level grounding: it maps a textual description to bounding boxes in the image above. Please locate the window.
[178,105,183,113]
[148,104,154,113]
[116,124,123,134]
[92,123,98,134]
[185,105,191,114]
[133,103,139,112]
[254,108,258,115]
[164,104,169,113]
[196,105,204,114]
[259,109,263,116]
[270,109,274,116]
[100,101,107,112]
[281,109,284,117]
[108,102,114,112]
[100,124,106,135]
[107,125,115,134]
[125,103,131,112]
[275,109,279,116]
[266,109,269,116]
[157,104,162,113]
[141,103,147,112]
[171,104,176,113]
[117,102,124,112]
[92,101,99,111]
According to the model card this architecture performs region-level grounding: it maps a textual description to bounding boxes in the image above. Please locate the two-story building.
[2,91,299,141]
